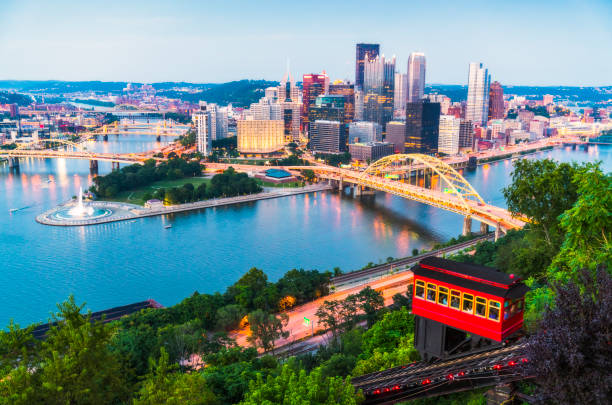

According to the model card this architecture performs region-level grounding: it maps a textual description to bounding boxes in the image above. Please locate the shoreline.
[36,183,332,227]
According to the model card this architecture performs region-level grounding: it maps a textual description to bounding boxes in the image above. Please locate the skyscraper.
[329,82,355,124]
[278,66,302,141]
[393,73,407,117]
[308,95,345,130]
[355,43,380,89]
[192,105,210,156]
[302,72,329,133]
[488,81,504,120]
[407,52,426,103]
[466,62,491,126]
[405,100,440,154]
[363,55,395,131]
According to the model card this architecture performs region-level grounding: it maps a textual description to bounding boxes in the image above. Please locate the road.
[230,271,414,351]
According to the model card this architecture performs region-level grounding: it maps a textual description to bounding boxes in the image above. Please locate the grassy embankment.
[103,177,210,205]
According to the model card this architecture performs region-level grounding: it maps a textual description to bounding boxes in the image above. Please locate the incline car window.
[475,297,487,317]
[450,290,461,310]
[415,280,425,299]
[462,293,473,313]
[437,286,449,306]
[426,283,437,302]
[488,300,501,321]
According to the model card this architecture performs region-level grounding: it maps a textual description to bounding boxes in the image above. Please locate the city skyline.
[1,0,611,86]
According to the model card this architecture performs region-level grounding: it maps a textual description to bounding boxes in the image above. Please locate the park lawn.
[102,177,210,205]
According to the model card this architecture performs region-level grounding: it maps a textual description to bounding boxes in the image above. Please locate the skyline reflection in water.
[1,136,610,326]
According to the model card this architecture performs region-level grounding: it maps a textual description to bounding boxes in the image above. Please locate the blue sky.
[1,0,610,85]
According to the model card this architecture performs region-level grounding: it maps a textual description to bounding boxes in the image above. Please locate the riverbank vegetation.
[150,167,262,205]
[1,158,610,404]
[91,157,203,198]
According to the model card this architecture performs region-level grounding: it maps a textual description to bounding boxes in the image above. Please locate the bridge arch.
[361,154,485,211]
[15,138,92,156]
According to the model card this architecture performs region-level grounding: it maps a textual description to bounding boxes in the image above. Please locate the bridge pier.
[89,160,99,175]
[103,134,108,141]
[156,135,161,142]
[8,157,20,170]
[494,224,501,241]
[338,178,344,192]
[111,162,120,171]
[480,222,489,234]
[462,216,473,236]
[354,184,361,197]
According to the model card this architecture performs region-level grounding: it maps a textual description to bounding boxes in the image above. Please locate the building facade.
[349,142,394,162]
[329,82,355,124]
[405,100,440,154]
[363,55,395,132]
[394,72,408,117]
[355,43,380,89]
[407,52,426,103]
[308,95,345,132]
[192,108,210,155]
[348,121,382,144]
[302,72,329,132]
[386,121,406,153]
[237,120,285,154]
[310,120,346,153]
[466,62,491,126]
[438,115,461,155]
[459,119,474,149]
[488,81,504,120]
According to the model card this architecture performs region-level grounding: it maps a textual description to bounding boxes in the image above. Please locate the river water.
[1,133,610,327]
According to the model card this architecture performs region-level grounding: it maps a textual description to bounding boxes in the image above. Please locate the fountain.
[46,186,114,223]
[68,187,94,218]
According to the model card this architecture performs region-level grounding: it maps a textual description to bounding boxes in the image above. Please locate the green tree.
[302,169,316,182]
[225,268,269,311]
[246,310,289,354]
[549,164,611,281]
[240,363,362,405]
[0,296,130,404]
[134,348,216,405]
[360,307,414,357]
[503,159,580,246]
[355,287,384,327]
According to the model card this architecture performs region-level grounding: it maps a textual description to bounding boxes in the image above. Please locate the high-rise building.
[308,95,345,132]
[348,121,382,144]
[355,43,380,89]
[363,55,395,131]
[407,52,426,103]
[302,72,329,132]
[394,73,408,117]
[329,82,355,124]
[405,100,440,154]
[385,121,405,153]
[249,98,281,120]
[488,81,504,120]
[8,104,19,118]
[466,62,491,126]
[438,115,461,155]
[309,120,346,153]
[354,89,364,121]
[192,106,210,156]
[237,120,285,154]
[459,120,474,149]
[205,103,229,141]
[276,66,302,141]
[265,87,278,101]
[278,67,300,103]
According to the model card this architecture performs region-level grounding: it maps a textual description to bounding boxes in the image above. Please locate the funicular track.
[352,342,531,404]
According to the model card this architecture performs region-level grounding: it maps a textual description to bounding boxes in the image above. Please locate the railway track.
[331,233,494,288]
[352,342,530,404]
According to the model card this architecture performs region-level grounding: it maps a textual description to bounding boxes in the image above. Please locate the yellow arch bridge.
[287,154,525,238]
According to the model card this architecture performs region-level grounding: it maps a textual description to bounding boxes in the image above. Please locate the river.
[1,133,610,327]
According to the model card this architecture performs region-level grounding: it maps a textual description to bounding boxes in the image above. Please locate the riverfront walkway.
[36,183,332,226]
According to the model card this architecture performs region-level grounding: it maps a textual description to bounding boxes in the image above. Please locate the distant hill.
[0,91,33,106]
[157,80,278,107]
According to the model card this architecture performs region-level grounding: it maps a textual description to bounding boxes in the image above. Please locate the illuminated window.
[503,300,512,320]
[450,290,461,310]
[488,300,501,322]
[437,286,449,306]
[426,283,437,302]
[415,281,425,299]
[462,293,473,313]
[475,297,487,317]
